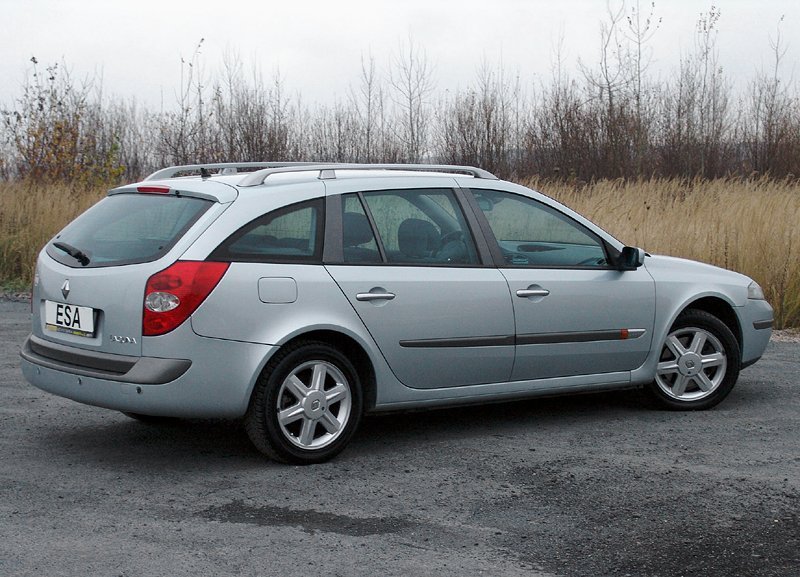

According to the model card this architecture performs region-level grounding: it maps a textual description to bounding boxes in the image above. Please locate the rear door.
[325,187,515,389]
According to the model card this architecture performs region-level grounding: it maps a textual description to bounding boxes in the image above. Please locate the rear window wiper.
[53,241,91,266]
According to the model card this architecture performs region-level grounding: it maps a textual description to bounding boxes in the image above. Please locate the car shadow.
[34,382,767,468]
[354,388,650,447]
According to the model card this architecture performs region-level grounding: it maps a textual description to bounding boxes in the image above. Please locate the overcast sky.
[1,0,798,109]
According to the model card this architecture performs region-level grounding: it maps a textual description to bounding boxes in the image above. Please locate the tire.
[244,340,363,465]
[647,309,741,410]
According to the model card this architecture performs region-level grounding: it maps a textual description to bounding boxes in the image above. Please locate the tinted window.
[359,189,479,265]
[46,194,212,268]
[342,195,381,263]
[472,190,608,267]
[211,199,323,263]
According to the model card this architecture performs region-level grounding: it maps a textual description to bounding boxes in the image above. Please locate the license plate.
[45,300,96,337]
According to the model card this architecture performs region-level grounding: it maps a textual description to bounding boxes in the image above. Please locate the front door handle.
[516,288,550,298]
[356,292,396,302]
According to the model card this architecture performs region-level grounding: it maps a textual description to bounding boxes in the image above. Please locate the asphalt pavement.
[1,299,798,576]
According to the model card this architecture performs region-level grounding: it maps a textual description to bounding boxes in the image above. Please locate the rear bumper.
[21,335,191,384]
[20,330,276,418]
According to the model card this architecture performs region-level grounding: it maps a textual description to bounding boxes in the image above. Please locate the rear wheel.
[245,341,363,464]
[647,310,741,410]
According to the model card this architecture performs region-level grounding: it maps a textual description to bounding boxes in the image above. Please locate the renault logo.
[61,280,70,300]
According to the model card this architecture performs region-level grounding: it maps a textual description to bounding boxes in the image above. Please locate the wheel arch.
[681,296,743,352]
[268,330,378,411]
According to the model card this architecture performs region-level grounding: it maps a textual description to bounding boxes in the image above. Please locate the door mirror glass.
[619,246,645,270]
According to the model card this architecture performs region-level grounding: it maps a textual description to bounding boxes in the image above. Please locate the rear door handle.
[356,292,396,302]
[516,288,550,298]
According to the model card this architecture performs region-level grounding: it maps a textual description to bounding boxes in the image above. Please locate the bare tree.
[624,1,661,173]
[157,39,208,164]
[656,6,733,178]
[579,2,643,177]
[743,16,799,177]
[389,37,434,162]
[0,57,125,185]
[348,52,386,162]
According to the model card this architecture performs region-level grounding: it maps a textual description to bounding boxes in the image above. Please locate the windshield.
[46,194,212,268]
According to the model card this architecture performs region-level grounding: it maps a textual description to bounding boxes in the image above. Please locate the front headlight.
[747,281,766,300]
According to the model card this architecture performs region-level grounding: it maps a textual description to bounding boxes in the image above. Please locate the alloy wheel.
[655,327,727,401]
[276,360,353,450]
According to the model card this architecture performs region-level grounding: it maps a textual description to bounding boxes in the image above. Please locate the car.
[20,162,774,464]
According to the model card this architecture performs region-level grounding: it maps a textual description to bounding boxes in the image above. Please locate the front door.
[469,188,656,381]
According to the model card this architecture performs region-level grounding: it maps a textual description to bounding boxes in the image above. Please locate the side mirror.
[618,246,645,271]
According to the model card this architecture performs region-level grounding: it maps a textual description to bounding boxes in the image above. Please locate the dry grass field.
[0,182,104,288]
[2,177,798,327]
[530,177,800,329]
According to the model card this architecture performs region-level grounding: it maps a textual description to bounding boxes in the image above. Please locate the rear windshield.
[46,194,212,268]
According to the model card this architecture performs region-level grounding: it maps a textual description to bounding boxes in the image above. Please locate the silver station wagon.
[21,163,774,464]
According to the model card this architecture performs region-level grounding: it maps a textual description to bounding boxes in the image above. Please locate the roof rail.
[144,162,322,181]
[238,163,498,187]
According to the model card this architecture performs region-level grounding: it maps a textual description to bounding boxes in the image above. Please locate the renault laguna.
[21,163,774,464]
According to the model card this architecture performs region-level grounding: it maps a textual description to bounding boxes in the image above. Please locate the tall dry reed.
[0,182,105,284]
[1,177,798,327]
[526,176,800,328]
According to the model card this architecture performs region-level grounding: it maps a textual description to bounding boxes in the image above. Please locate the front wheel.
[647,310,741,410]
[245,341,363,464]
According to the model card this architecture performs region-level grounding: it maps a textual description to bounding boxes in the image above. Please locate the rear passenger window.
[210,199,323,263]
[356,189,479,265]
[342,195,381,263]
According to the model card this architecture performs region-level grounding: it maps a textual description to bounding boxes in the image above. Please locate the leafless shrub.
[434,63,527,177]
[0,58,124,186]
[1,7,799,183]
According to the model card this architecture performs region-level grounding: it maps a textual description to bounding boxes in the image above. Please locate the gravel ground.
[1,299,798,576]
[771,329,800,343]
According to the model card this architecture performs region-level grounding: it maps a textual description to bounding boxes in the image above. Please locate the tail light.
[143,261,229,336]
[137,185,171,194]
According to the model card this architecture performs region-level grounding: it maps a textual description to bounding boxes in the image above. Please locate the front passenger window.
[472,190,608,268]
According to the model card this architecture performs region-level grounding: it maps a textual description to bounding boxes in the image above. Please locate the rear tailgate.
[32,180,235,357]
[34,261,155,357]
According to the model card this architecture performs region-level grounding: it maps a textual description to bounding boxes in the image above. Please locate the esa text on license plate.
[45,300,95,337]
